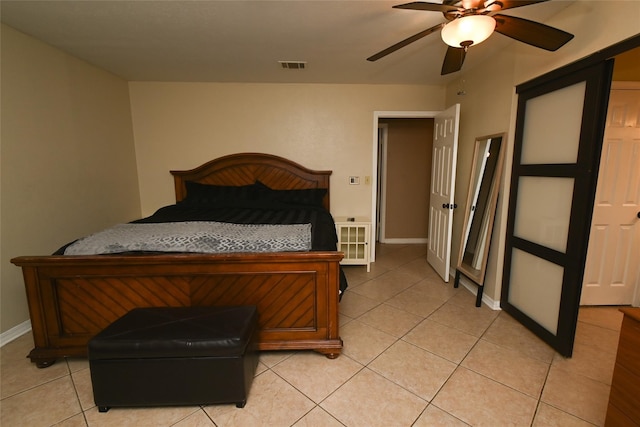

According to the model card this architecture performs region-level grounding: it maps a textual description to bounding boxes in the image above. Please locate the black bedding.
[134,203,339,252]
[56,180,348,293]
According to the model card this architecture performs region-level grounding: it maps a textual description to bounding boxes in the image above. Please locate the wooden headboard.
[171,153,332,211]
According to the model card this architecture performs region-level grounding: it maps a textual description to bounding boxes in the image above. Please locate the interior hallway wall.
[379,118,433,241]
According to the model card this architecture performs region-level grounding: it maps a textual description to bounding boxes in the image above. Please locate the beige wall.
[128,83,446,218]
[0,25,141,334]
[443,0,640,304]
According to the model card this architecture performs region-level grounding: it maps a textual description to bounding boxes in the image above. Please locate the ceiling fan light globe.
[441,15,496,48]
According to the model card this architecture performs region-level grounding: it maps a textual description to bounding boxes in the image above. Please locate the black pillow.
[268,188,327,206]
[183,181,259,206]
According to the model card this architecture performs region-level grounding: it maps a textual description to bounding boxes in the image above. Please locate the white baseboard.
[379,238,428,244]
[453,272,501,311]
[0,320,32,347]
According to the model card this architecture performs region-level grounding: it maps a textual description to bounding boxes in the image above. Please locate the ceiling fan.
[367,0,574,75]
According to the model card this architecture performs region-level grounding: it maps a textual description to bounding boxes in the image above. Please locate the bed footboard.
[11,252,343,367]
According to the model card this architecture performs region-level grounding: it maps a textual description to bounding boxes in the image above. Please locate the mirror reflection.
[455,133,506,306]
[462,137,502,268]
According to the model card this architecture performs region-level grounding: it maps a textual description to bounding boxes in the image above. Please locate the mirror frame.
[454,132,506,306]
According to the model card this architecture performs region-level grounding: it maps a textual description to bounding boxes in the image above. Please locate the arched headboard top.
[171,153,332,210]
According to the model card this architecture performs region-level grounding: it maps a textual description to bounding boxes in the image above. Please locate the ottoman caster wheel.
[98,406,110,413]
[236,401,246,408]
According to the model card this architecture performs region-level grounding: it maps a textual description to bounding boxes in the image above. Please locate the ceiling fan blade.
[493,14,574,51]
[486,0,549,11]
[393,2,459,13]
[367,23,445,62]
[441,46,466,75]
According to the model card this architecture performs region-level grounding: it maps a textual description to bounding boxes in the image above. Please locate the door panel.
[501,61,613,357]
[513,176,575,252]
[520,82,585,165]
[428,104,460,281]
[509,248,564,334]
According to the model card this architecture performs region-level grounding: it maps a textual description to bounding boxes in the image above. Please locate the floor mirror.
[454,133,506,307]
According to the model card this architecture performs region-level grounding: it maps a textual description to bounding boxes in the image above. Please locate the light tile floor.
[0,244,624,426]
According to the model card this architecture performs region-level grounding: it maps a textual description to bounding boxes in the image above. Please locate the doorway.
[377,118,434,244]
[370,111,441,263]
[581,56,640,306]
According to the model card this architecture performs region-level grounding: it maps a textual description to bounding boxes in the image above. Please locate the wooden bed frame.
[11,153,344,367]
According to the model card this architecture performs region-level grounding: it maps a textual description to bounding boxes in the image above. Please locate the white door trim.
[377,123,388,243]
[371,110,441,263]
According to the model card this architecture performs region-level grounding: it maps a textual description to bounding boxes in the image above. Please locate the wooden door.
[581,83,640,305]
[427,104,460,282]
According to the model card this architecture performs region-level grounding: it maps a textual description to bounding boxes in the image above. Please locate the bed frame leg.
[314,349,341,359]
[27,348,59,368]
[33,358,57,369]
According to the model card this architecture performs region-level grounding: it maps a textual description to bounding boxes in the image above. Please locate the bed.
[11,153,345,367]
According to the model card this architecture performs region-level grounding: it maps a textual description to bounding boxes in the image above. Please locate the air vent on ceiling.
[278,61,307,70]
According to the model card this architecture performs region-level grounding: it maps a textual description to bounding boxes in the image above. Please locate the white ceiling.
[0,0,575,85]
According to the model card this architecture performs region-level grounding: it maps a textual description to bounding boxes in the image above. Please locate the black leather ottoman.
[88,306,258,412]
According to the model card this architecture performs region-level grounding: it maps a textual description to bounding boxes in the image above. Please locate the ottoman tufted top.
[88,306,258,360]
